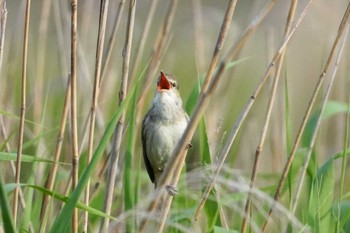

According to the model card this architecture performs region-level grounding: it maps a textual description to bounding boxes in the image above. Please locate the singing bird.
[142,71,189,188]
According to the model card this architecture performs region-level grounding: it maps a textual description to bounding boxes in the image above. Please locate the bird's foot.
[186,142,193,149]
[165,185,178,196]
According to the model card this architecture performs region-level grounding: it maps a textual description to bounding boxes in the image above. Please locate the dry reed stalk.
[290,20,350,216]
[194,0,278,221]
[261,2,350,232]
[0,4,31,229]
[70,0,79,232]
[83,0,110,232]
[13,0,31,225]
[99,0,137,232]
[240,1,298,232]
[40,77,71,232]
[140,0,238,231]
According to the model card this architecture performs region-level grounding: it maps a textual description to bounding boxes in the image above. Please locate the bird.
[141,71,189,188]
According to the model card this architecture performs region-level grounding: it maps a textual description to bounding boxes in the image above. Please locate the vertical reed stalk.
[83,0,109,232]
[13,0,30,225]
[70,0,79,232]
[241,1,298,232]
[100,0,137,232]
[40,76,71,232]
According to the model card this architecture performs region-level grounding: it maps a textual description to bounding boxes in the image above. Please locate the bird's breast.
[145,118,187,172]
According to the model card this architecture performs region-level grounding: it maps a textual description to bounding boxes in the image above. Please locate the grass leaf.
[308,157,336,232]
[0,176,16,233]
[0,151,69,165]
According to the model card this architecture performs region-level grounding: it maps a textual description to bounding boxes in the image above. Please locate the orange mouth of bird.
[157,72,171,91]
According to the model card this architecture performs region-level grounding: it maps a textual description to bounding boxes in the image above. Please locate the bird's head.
[157,71,179,93]
[153,71,182,110]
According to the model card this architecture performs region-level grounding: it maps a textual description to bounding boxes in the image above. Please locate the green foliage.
[0,176,16,233]
[307,157,336,232]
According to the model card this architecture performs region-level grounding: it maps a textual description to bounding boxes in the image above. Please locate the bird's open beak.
[157,71,171,91]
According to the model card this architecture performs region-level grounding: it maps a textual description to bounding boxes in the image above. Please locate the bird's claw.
[186,142,193,149]
[166,185,178,196]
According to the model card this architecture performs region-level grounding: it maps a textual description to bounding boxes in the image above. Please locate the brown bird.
[141,71,189,188]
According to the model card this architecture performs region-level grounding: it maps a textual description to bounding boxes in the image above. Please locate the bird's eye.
[171,82,178,89]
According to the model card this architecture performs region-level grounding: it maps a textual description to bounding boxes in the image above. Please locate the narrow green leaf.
[308,157,336,232]
[123,74,140,232]
[0,151,68,165]
[213,226,239,233]
[0,109,46,128]
[5,183,114,219]
[303,101,350,148]
[0,176,16,233]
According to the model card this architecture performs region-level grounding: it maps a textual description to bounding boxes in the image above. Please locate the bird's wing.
[141,114,155,183]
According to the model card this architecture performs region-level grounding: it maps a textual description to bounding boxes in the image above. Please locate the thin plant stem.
[70,0,79,232]
[40,77,71,232]
[13,0,31,224]
[99,0,137,232]
[241,1,298,232]
[194,0,279,221]
[291,24,349,216]
[0,0,31,229]
[83,0,109,232]
[261,3,350,232]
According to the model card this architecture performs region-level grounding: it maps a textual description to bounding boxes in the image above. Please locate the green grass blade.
[303,101,350,148]
[49,85,136,233]
[0,176,16,233]
[123,77,140,232]
[308,157,336,232]
[5,183,114,219]
[200,118,221,231]
[0,151,68,164]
